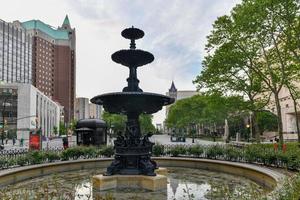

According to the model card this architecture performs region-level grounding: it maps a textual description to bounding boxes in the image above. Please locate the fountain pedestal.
[92,168,168,191]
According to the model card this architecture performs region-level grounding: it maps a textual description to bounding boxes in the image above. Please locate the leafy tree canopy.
[166,93,246,128]
[256,110,278,134]
[102,112,155,135]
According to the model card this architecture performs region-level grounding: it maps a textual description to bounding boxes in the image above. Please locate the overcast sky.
[0,0,241,124]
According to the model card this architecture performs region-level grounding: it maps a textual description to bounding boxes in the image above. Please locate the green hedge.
[156,143,300,171]
[0,145,114,169]
[1,143,300,171]
[152,144,164,156]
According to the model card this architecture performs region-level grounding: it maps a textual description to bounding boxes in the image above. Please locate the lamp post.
[249,111,253,141]
[246,124,250,142]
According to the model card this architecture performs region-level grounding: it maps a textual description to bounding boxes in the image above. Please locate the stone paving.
[1,134,223,150]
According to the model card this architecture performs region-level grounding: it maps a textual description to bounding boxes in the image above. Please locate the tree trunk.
[290,96,300,143]
[274,93,284,146]
[252,111,261,143]
[294,105,300,143]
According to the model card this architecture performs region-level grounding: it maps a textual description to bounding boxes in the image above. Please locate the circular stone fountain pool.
[0,167,269,200]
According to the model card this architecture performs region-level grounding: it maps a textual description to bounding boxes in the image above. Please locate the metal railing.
[0,144,297,171]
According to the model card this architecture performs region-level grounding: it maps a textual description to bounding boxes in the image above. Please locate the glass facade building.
[0,19,32,84]
[0,88,18,131]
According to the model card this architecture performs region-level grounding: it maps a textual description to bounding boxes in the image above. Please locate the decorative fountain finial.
[112,27,153,92]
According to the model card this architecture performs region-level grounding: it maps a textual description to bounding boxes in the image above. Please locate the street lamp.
[246,124,250,142]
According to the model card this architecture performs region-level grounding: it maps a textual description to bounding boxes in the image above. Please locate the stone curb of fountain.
[0,157,285,195]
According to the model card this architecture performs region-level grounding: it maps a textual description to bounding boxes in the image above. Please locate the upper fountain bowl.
[121,27,144,40]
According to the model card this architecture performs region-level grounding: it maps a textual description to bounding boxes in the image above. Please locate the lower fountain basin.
[91,92,174,114]
[0,158,284,199]
[1,167,270,200]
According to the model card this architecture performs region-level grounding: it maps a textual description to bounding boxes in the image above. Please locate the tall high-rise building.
[75,97,103,120]
[75,97,89,120]
[89,103,102,119]
[0,19,33,84]
[20,15,76,123]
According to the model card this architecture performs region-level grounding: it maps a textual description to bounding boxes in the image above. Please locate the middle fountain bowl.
[91,92,174,115]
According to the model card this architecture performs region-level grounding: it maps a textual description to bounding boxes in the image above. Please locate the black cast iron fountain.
[91,26,174,176]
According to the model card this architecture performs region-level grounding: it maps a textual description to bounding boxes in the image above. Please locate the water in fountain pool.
[0,167,270,200]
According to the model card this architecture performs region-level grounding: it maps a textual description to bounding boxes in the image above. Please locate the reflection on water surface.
[0,167,269,200]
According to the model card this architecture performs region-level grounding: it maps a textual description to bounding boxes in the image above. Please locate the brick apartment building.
[15,16,76,123]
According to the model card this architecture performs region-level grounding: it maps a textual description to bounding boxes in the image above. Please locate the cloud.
[0,0,241,124]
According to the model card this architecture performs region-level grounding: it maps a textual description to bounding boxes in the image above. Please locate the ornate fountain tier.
[91,92,174,115]
[121,26,144,40]
[111,49,154,68]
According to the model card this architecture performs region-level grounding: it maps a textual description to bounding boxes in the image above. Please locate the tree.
[102,111,155,135]
[59,122,66,136]
[256,110,278,135]
[68,119,78,134]
[102,112,126,133]
[195,0,300,145]
[166,93,246,138]
[165,95,206,128]
[139,114,156,134]
[194,32,269,141]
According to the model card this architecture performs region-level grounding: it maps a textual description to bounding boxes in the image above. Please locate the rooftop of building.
[21,16,70,40]
[62,15,70,26]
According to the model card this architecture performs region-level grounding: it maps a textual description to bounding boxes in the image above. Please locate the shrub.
[0,158,6,169]
[244,145,261,163]
[153,144,164,156]
[6,158,17,167]
[187,145,203,157]
[61,147,84,160]
[224,147,242,161]
[287,154,300,171]
[16,155,29,166]
[82,146,98,158]
[28,151,46,164]
[45,151,60,162]
[264,150,277,166]
[100,146,114,157]
[206,145,224,159]
[169,145,186,157]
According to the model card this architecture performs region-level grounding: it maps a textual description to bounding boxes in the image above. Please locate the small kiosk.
[75,119,107,146]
